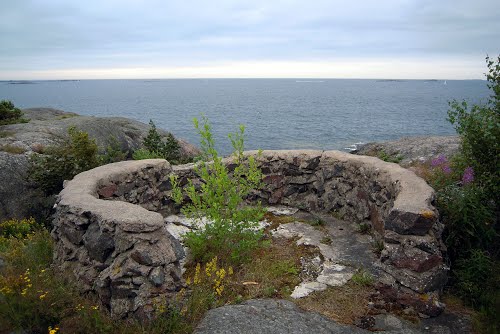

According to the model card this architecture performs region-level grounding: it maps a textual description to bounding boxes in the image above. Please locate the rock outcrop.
[0,108,199,221]
[195,299,469,334]
[195,299,370,334]
[354,136,460,166]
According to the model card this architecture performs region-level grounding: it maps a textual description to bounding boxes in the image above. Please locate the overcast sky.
[1,0,499,79]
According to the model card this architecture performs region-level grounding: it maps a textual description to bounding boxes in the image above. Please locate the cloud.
[0,0,498,78]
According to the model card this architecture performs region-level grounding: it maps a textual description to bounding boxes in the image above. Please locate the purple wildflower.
[462,167,474,184]
[431,155,448,167]
[442,164,452,174]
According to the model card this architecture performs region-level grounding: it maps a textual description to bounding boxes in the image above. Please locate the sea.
[0,79,490,155]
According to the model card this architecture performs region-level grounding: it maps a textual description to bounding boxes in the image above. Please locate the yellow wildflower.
[194,263,201,284]
[228,266,233,275]
[215,285,224,296]
[205,257,218,277]
[48,326,59,334]
[216,268,226,280]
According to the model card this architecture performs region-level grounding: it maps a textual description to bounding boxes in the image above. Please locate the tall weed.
[171,116,264,265]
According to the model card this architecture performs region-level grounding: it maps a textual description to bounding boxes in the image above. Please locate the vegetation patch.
[0,100,29,125]
[55,114,78,120]
[296,282,374,325]
[28,126,101,195]
[171,116,265,266]
[28,128,130,196]
[0,144,26,154]
[415,56,500,334]
[132,148,164,160]
[350,269,374,287]
[371,239,384,255]
[376,150,403,163]
[133,120,188,164]
[0,218,199,334]
[99,136,128,164]
[356,223,371,234]
[261,212,296,230]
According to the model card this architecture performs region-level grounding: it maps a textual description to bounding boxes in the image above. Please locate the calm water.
[0,79,489,154]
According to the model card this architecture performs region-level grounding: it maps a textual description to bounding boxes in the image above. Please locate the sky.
[1,0,499,80]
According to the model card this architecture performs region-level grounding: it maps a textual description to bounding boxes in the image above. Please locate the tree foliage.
[28,126,101,195]
[439,56,500,330]
[141,120,182,163]
[0,100,27,125]
[447,55,500,197]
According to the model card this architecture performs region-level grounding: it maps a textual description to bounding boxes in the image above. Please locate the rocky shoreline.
[353,136,460,166]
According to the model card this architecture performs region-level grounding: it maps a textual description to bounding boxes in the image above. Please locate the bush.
[454,250,495,305]
[431,55,500,333]
[143,120,182,163]
[28,126,101,195]
[0,217,38,240]
[132,148,164,160]
[0,100,28,125]
[442,56,499,260]
[171,116,265,265]
[447,55,500,198]
[437,184,496,261]
[99,136,128,164]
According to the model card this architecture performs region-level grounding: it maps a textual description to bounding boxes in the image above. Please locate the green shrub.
[132,148,164,160]
[356,223,371,234]
[99,136,128,164]
[437,184,496,261]
[377,150,403,163]
[0,217,38,240]
[447,55,499,198]
[143,120,182,163]
[441,55,499,261]
[351,269,374,286]
[171,116,265,265]
[28,126,100,195]
[0,100,28,125]
[434,55,500,333]
[454,250,496,306]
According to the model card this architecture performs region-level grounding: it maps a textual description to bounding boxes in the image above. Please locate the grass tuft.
[0,144,26,154]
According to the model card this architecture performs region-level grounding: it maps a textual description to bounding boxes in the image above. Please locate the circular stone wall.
[52,150,448,318]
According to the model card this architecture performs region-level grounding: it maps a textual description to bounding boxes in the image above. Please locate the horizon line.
[0,77,485,81]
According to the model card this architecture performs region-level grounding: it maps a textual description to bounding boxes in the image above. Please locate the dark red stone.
[98,184,117,198]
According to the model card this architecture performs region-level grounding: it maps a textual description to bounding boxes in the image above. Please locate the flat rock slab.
[194,299,369,334]
[194,299,449,334]
[272,210,382,298]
